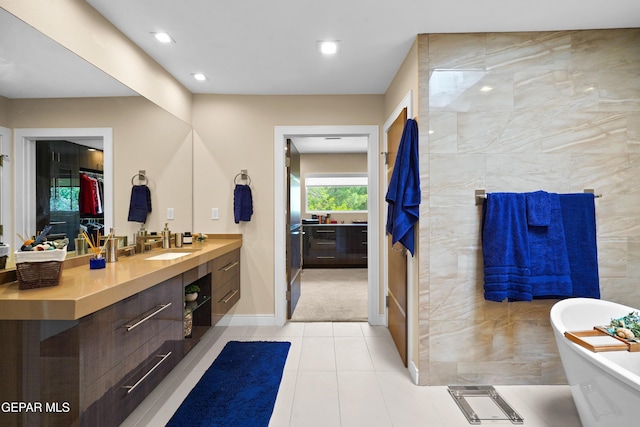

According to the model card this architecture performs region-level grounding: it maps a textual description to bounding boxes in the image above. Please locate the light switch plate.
[167,208,174,220]
[211,208,219,220]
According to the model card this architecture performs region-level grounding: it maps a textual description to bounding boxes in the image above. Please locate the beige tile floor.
[121,322,582,427]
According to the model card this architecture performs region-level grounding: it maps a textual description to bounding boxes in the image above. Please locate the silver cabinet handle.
[221,261,239,272]
[122,352,172,394]
[316,256,336,259]
[123,303,172,332]
[317,242,336,245]
[219,289,239,304]
[317,230,335,233]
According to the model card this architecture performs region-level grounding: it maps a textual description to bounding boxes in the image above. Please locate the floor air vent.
[447,385,524,425]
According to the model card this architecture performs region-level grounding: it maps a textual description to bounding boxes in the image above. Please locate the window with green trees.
[305,175,368,212]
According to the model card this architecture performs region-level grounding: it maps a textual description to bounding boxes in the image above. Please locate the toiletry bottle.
[162,223,171,249]
[75,228,87,255]
[184,232,192,245]
[106,228,118,263]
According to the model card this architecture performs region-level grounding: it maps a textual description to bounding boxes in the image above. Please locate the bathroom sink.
[145,251,193,261]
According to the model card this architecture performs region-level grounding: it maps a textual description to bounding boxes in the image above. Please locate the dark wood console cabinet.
[303,224,367,268]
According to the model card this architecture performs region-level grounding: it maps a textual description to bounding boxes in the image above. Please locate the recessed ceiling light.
[480,86,493,92]
[151,32,175,43]
[192,73,207,81]
[317,41,340,55]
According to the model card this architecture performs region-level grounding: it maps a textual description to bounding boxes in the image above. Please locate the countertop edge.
[0,237,242,321]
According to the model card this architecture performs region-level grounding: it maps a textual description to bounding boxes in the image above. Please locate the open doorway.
[289,137,369,322]
[274,125,381,326]
[12,128,113,251]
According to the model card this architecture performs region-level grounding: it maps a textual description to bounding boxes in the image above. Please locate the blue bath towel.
[482,193,532,302]
[386,119,421,256]
[127,185,152,223]
[559,193,600,299]
[234,184,253,223]
[526,190,551,226]
[528,192,573,299]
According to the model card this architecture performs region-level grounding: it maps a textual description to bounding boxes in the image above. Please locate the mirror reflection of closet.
[35,140,104,251]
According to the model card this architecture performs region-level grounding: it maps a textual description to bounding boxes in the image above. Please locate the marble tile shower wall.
[416,29,640,386]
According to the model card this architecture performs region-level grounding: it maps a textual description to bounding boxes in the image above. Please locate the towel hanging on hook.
[128,170,151,223]
[233,169,253,223]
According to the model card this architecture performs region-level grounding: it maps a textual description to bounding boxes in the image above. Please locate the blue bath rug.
[167,340,291,427]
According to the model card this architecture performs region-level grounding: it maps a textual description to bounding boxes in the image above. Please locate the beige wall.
[7,97,193,241]
[0,96,8,126]
[417,29,640,385]
[191,94,384,316]
[300,153,368,224]
[384,38,419,120]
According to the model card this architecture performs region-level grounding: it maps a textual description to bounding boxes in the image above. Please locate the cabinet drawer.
[79,275,182,385]
[212,275,240,325]
[211,249,240,286]
[82,333,181,426]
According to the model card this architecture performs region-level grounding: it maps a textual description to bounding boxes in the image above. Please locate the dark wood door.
[387,108,408,366]
[286,139,302,318]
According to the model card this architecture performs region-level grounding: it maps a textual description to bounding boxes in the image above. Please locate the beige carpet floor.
[290,268,368,322]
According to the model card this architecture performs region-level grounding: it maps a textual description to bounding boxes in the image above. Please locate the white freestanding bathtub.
[551,298,640,427]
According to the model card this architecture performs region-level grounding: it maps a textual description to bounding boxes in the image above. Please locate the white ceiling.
[2,1,639,99]
[85,0,640,95]
[292,136,369,154]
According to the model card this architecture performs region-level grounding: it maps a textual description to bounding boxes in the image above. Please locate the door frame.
[0,127,10,244]
[383,91,419,384]
[12,127,113,250]
[274,125,380,326]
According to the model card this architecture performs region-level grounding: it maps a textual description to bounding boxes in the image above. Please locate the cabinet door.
[346,226,368,266]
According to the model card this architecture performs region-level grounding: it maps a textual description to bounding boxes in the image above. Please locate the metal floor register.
[448,385,524,425]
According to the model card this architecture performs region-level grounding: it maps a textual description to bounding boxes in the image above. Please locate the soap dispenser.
[162,223,171,249]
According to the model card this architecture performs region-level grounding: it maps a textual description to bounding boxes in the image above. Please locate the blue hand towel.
[559,193,600,299]
[127,185,152,223]
[482,193,532,302]
[234,184,253,223]
[526,190,551,226]
[385,119,421,256]
[528,192,573,298]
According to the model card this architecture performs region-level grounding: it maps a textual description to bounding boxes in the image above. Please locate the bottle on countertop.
[75,228,87,255]
[183,232,193,245]
[162,223,171,249]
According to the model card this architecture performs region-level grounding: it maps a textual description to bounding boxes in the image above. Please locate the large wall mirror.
[0,8,194,270]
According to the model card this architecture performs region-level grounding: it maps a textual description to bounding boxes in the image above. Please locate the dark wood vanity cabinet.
[212,248,241,325]
[76,275,183,426]
[0,249,242,427]
[303,225,367,267]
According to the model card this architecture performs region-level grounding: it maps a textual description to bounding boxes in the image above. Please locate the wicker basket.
[15,249,66,290]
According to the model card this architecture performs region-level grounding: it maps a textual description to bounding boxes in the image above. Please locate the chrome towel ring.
[234,169,251,186]
[131,170,148,186]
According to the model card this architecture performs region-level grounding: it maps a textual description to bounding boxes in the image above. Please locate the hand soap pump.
[162,223,171,249]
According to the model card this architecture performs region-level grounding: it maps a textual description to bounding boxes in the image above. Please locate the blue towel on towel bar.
[482,193,532,302]
[528,192,573,299]
[386,119,421,256]
[234,184,253,223]
[526,190,551,226]
[127,185,152,223]
[559,193,600,299]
